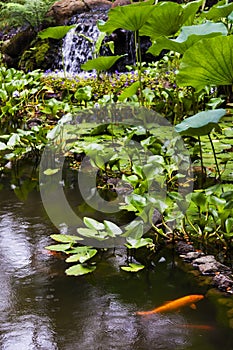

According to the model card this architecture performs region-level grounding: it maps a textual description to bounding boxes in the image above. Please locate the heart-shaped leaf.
[81,55,125,72]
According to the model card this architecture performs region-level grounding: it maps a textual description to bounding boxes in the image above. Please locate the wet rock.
[213,274,233,293]
[176,241,195,254]
[180,251,204,262]
[48,0,112,25]
[193,255,232,276]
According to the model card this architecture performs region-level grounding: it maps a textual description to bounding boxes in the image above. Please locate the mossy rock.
[19,38,60,71]
[2,30,35,58]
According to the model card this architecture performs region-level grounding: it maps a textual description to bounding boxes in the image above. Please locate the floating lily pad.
[121,263,145,272]
[65,264,96,276]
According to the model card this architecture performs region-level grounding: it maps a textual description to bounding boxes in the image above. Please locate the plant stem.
[134,30,144,106]
[198,136,205,188]
[208,133,221,180]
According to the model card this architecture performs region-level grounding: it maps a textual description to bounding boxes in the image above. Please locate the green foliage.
[38,25,76,40]
[81,55,125,72]
[177,35,233,91]
[0,0,55,31]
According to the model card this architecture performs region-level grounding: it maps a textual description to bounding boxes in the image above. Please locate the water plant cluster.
[0,0,233,276]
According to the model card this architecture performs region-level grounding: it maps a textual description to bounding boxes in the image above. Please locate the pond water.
[0,188,233,350]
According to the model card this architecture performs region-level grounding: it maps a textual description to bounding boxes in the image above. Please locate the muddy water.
[0,188,233,350]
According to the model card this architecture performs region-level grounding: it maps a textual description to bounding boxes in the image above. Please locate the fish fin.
[190,303,197,310]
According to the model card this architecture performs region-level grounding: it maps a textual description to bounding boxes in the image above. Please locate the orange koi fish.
[178,324,214,331]
[136,295,204,315]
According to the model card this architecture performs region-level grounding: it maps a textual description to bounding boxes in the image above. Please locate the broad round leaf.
[175,109,226,136]
[140,1,201,39]
[148,21,226,55]
[177,35,233,90]
[98,2,154,33]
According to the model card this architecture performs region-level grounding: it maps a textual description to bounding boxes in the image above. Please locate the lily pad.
[65,264,96,276]
[45,243,71,252]
[121,263,145,272]
[50,234,83,243]
[175,109,226,136]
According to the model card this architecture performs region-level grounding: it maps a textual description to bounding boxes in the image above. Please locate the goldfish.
[136,294,204,315]
[177,324,214,331]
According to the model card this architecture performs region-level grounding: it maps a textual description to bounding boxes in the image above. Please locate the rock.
[180,251,204,262]
[213,274,233,293]
[2,30,36,68]
[192,255,232,276]
[176,241,195,254]
[48,0,112,24]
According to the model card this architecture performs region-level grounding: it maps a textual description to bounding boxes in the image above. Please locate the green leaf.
[81,55,125,72]
[45,243,71,252]
[225,218,233,234]
[65,264,96,276]
[148,21,227,56]
[50,234,82,243]
[38,25,76,40]
[65,248,97,263]
[43,168,60,175]
[175,109,226,136]
[121,263,145,272]
[177,35,233,90]
[118,81,140,101]
[103,220,123,236]
[205,2,233,20]
[74,85,92,101]
[98,2,154,33]
[191,192,207,212]
[125,237,153,249]
[0,142,7,150]
[83,217,105,230]
[7,133,20,147]
[140,1,201,39]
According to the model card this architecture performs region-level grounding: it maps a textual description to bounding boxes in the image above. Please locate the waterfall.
[59,11,108,75]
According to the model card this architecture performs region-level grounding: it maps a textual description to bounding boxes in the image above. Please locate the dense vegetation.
[0,0,233,276]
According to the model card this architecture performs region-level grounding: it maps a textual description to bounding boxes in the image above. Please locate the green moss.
[19,39,50,71]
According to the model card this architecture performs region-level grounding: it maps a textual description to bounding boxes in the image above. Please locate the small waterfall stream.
[53,10,137,75]
[58,11,108,75]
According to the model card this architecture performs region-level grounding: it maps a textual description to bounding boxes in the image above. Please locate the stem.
[134,30,144,106]
[208,133,221,180]
[198,136,205,188]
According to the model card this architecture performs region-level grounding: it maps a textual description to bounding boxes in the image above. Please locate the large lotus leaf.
[175,109,226,137]
[140,1,201,39]
[177,35,233,91]
[205,2,233,20]
[148,21,227,56]
[81,55,124,72]
[38,25,76,40]
[180,0,202,26]
[97,1,154,33]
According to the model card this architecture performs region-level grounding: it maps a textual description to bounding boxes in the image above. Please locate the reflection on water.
[0,189,232,350]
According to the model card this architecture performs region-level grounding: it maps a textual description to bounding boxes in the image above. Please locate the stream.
[0,187,233,350]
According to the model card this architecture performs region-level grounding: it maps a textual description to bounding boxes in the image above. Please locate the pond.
[0,187,233,350]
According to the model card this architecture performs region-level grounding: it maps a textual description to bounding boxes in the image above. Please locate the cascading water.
[56,11,108,75]
[53,9,137,75]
